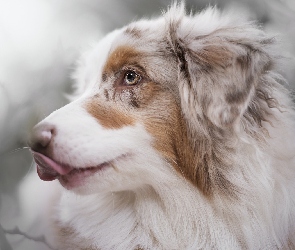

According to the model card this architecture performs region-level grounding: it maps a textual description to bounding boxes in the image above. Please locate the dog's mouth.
[32,151,113,188]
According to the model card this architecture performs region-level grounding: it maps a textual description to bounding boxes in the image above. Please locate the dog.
[26,3,295,249]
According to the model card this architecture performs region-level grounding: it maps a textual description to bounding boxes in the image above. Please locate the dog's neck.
[56,175,243,249]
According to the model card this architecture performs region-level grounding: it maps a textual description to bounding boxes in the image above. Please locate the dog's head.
[29,4,276,196]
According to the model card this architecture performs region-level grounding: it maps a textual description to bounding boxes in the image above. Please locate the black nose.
[29,122,55,153]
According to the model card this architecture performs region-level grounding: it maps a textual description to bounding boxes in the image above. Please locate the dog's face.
[30,20,185,195]
[29,6,274,196]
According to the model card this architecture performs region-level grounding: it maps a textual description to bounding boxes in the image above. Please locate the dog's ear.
[166,5,273,129]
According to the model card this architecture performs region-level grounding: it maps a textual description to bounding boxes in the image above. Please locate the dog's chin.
[57,163,111,192]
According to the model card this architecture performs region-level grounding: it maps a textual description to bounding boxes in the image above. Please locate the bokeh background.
[0,0,294,249]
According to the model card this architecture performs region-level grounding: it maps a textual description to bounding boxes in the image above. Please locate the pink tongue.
[32,151,73,181]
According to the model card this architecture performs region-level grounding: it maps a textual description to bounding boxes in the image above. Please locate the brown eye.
[124,70,141,86]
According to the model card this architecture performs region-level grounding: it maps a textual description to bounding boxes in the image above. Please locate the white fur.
[21,5,295,250]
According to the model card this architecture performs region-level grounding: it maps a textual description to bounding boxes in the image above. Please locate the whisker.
[0,146,31,157]
[8,146,31,154]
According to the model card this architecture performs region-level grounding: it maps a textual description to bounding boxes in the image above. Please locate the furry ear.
[166,5,273,128]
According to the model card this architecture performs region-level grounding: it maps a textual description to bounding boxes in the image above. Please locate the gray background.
[0,0,294,249]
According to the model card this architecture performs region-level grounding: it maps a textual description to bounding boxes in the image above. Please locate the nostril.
[29,123,56,153]
[39,130,52,147]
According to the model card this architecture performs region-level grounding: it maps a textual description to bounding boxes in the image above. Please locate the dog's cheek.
[133,82,163,107]
[84,98,135,129]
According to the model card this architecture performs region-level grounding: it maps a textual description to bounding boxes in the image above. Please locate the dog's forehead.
[77,17,175,97]
[103,18,167,70]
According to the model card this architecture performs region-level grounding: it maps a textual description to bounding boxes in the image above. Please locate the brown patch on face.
[103,46,142,76]
[85,98,134,129]
[142,91,213,197]
[144,101,211,194]
[143,87,241,198]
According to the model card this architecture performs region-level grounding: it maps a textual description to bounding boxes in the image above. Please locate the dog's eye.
[124,70,141,86]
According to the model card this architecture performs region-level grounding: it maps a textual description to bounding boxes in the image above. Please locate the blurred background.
[0,0,294,249]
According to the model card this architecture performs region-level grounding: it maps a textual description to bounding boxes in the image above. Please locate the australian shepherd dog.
[25,3,295,250]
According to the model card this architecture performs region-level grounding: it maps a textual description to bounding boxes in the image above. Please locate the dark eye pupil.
[126,72,136,82]
[124,71,140,85]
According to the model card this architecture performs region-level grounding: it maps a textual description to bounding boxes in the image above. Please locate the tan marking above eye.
[103,46,141,75]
